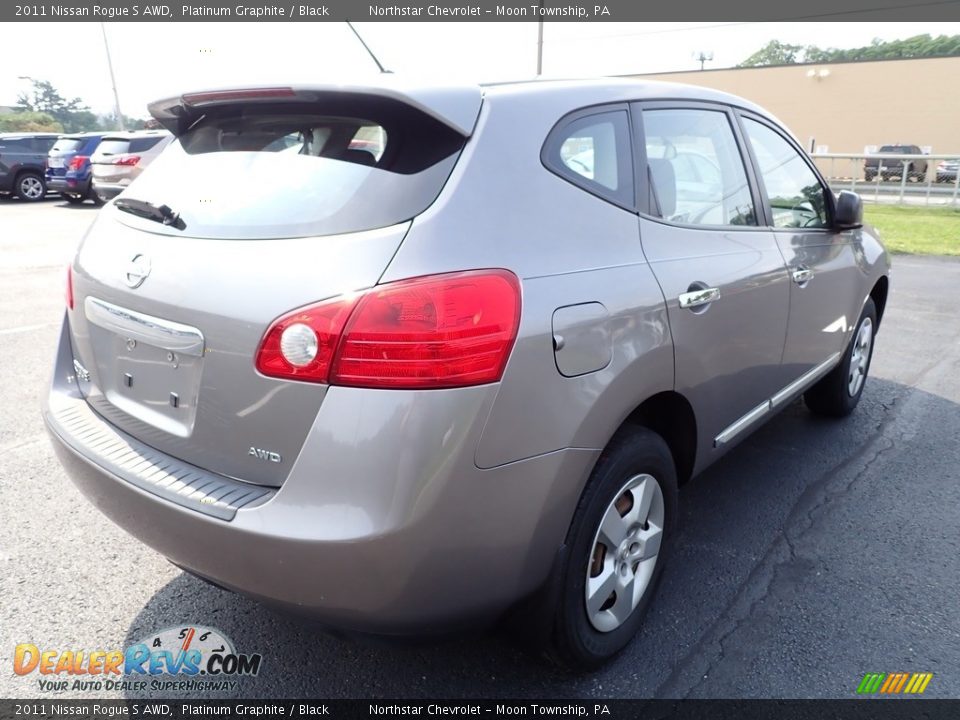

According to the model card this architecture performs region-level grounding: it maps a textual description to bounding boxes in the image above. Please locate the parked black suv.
[0,133,59,201]
[864,144,928,182]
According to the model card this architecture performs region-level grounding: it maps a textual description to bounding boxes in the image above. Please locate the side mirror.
[834,190,863,230]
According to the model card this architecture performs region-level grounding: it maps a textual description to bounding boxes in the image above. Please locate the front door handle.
[678,287,721,309]
[792,266,814,285]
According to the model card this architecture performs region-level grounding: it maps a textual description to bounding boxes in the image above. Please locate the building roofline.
[620,53,960,78]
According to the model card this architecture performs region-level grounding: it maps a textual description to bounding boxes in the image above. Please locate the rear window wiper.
[114,198,186,230]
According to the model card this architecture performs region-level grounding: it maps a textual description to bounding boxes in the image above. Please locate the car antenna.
[346,21,391,74]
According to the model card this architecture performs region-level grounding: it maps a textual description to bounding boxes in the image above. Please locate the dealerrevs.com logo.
[14,626,262,693]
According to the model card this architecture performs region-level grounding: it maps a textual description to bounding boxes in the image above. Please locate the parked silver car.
[44,79,889,668]
[90,130,174,202]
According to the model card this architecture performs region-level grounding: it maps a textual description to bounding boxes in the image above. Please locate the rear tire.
[548,427,677,669]
[89,188,104,206]
[14,172,45,202]
[804,298,877,418]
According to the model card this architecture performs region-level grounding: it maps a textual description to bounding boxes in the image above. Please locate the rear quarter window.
[542,107,635,210]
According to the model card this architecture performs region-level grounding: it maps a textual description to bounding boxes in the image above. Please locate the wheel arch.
[609,390,698,487]
[869,275,889,330]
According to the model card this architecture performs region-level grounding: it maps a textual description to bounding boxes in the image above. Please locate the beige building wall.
[632,56,960,154]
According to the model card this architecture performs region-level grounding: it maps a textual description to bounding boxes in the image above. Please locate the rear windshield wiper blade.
[114,198,186,230]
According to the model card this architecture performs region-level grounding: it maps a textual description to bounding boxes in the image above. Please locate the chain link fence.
[812,153,960,206]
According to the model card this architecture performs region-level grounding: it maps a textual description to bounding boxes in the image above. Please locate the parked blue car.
[46,133,107,205]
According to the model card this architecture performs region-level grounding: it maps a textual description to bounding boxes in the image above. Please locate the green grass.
[864,204,960,256]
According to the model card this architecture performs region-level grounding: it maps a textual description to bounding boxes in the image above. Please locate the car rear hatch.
[66,83,481,487]
[47,136,84,178]
[91,136,136,183]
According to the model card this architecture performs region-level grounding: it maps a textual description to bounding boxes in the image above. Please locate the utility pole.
[693,50,714,71]
[536,0,544,75]
[100,23,125,130]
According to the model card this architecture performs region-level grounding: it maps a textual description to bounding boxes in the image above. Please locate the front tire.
[14,172,45,202]
[549,427,677,669]
[805,298,877,418]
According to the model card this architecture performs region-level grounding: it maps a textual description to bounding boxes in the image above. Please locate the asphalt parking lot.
[1,195,958,700]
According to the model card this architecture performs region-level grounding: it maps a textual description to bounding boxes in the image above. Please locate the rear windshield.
[96,139,131,156]
[51,138,84,153]
[130,136,166,152]
[880,146,910,153]
[118,99,467,239]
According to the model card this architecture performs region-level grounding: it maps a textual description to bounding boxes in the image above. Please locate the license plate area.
[84,297,204,438]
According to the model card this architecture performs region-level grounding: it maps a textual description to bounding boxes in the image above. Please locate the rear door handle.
[792,267,814,285]
[678,287,721,309]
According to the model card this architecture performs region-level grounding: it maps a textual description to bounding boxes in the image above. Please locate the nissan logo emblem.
[124,254,151,289]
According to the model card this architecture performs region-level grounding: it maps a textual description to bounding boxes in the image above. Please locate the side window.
[0,139,28,153]
[32,137,57,153]
[544,109,633,208]
[743,118,828,229]
[642,108,757,227]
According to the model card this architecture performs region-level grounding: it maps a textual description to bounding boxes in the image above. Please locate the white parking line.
[0,323,56,336]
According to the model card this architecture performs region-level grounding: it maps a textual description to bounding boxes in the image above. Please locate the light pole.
[536,0,544,76]
[100,23,125,130]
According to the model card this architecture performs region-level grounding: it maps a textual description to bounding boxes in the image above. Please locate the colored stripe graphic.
[880,674,897,693]
[904,673,934,694]
[893,673,909,693]
[858,672,933,694]
[857,673,886,694]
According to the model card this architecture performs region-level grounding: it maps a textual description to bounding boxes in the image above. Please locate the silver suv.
[45,79,889,668]
[90,130,174,202]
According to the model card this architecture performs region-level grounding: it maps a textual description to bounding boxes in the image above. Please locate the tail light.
[68,155,88,171]
[115,155,141,166]
[66,266,74,310]
[255,270,521,389]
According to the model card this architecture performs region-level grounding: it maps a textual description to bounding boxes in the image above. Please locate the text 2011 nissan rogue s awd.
[45,78,890,668]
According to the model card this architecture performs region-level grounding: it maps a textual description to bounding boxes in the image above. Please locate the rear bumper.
[90,181,126,199]
[44,316,595,632]
[47,176,90,195]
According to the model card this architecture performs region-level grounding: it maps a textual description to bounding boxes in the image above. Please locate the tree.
[739,34,960,67]
[0,111,62,133]
[96,113,150,131]
[738,40,804,67]
[16,79,99,133]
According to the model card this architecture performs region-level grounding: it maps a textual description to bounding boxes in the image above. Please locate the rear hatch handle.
[85,297,205,357]
[115,197,186,230]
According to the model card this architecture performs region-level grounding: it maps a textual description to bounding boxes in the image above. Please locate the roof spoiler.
[148,81,482,137]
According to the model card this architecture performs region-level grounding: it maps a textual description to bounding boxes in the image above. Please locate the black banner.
[6,0,960,22]
[2,700,960,720]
